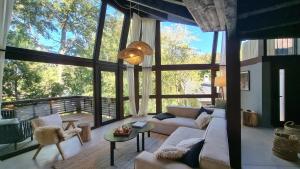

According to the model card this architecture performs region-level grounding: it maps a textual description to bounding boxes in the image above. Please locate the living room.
[0,0,300,169]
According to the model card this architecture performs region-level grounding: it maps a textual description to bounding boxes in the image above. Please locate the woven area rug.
[53,133,167,169]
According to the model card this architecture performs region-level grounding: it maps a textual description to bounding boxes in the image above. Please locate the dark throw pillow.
[180,140,205,168]
[153,113,176,120]
[196,107,213,119]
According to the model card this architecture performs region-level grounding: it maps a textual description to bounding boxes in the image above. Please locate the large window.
[99,5,124,62]
[161,70,211,95]
[162,98,211,112]
[139,72,156,95]
[157,22,217,112]
[267,38,300,55]
[8,0,101,58]
[161,22,213,65]
[101,71,117,122]
[3,60,93,102]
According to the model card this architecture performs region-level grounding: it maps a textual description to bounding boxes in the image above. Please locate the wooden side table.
[77,123,91,142]
[243,110,258,127]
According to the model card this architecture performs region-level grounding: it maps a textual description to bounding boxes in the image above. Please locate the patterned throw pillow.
[195,112,211,129]
[154,146,188,160]
[195,107,214,119]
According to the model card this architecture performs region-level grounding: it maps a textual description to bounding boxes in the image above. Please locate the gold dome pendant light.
[118,48,144,65]
[128,41,153,55]
[117,1,152,65]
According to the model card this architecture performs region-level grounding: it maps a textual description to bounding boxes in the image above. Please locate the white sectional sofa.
[148,106,201,135]
[135,106,230,169]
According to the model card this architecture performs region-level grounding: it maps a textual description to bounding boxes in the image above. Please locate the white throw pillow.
[176,138,204,149]
[195,112,211,129]
[154,146,188,160]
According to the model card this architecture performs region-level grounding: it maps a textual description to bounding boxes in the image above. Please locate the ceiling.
[111,0,300,39]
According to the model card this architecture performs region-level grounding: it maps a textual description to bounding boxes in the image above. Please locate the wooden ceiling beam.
[239,0,300,19]
[126,0,195,24]
[161,0,184,6]
[238,5,300,33]
[239,23,300,39]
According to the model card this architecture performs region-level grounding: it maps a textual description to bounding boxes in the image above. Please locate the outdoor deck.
[0,96,116,159]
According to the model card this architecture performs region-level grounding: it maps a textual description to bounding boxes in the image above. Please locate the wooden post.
[211,32,218,105]
[92,1,107,127]
[117,12,130,119]
[155,21,162,114]
[134,66,139,112]
[226,33,241,169]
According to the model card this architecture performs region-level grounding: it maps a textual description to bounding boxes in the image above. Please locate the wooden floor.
[0,116,162,169]
[1,117,300,169]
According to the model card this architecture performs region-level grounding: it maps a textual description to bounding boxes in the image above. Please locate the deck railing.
[1,96,116,120]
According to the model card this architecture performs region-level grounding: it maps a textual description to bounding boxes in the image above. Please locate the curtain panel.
[138,18,156,115]
[0,0,15,116]
[126,13,141,115]
[126,14,156,116]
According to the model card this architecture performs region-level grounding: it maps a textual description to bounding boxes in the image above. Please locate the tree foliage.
[3,1,214,114]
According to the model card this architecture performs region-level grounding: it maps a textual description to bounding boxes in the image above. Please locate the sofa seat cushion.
[200,117,230,169]
[0,118,19,126]
[160,127,205,150]
[149,117,198,135]
[135,151,192,169]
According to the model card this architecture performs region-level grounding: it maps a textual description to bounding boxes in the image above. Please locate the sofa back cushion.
[199,117,230,169]
[167,106,199,119]
[212,108,226,118]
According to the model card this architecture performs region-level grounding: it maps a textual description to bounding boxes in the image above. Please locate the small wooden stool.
[243,110,258,127]
[77,123,91,142]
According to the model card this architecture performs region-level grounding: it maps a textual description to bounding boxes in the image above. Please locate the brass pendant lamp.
[128,41,153,55]
[118,47,144,65]
[118,1,153,65]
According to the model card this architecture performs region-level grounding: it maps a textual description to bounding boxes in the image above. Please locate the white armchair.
[31,113,83,160]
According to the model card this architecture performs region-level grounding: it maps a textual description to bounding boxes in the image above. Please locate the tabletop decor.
[113,125,132,137]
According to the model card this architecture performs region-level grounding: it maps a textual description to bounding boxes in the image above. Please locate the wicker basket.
[272,128,299,161]
[284,121,300,136]
[284,121,300,152]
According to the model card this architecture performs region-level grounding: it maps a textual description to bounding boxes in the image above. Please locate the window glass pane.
[215,31,224,64]
[161,22,213,65]
[162,98,211,112]
[267,38,296,55]
[139,72,156,95]
[2,60,94,123]
[138,98,156,114]
[161,70,211,95]
[123,70,129,97]
[8,0,101,58]
[99,5,124,62]
[124,100,130,117]
[101,71,116,122]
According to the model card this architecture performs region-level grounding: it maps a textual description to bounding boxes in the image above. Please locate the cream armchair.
[31,113,83,160]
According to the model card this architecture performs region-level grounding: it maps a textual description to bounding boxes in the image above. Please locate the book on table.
[132,121,147,128]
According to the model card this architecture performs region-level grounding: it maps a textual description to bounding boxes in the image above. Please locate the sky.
[161,22,223,54]
[35,5,223,55]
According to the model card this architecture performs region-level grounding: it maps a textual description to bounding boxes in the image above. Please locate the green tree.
[99,6,124,62]
[4,0,101,101]
[2,60,43,101]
